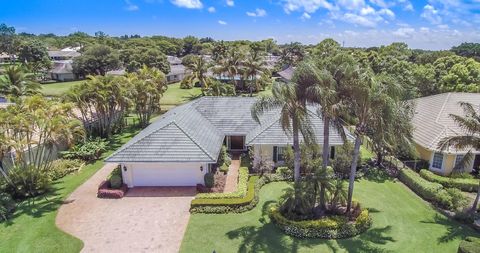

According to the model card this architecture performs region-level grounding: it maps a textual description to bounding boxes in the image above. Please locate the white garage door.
[131,163,202,187]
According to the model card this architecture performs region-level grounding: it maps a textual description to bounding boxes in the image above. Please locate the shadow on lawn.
[421,213,478,243]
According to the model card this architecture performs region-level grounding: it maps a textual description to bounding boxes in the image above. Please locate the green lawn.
[161,82,202,107]
[41,80,85,97]
[0,126,141,253]
[181,175,478,253]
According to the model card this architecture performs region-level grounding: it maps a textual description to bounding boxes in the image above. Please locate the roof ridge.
[435,92,451,125]
[171,121,216,161]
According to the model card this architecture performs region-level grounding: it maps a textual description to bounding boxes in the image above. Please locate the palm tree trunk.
[319,116,330,210]
[292,118,301,182]
[346,134,362,214]
[471,180,480,213]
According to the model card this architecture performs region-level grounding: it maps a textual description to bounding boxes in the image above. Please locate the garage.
[122,162,207,187]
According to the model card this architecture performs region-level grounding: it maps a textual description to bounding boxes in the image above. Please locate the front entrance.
[226,136,245,151]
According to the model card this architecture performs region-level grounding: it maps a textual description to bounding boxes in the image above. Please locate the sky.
[1,0,479,50]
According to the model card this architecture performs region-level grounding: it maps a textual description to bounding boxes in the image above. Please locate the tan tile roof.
[411,92,480,151]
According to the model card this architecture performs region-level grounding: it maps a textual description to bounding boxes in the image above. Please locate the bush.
[269,207,371,239]
[108,167,123,189]
[458,237,480,253]
[190,173,291,214]
[0,192,16,222]
[61,138,108,162]
[419,169,478,192]
[204,172,215,188]
[49,159,85,180]
[399,169,468,211]
[4,165,51,199]
[276,166,293,179]
[196,167,248,199]
[180,79,193,89]
[219,164,229,174]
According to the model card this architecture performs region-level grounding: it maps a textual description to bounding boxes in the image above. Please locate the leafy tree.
[72,44,121,76]
[438,102,480,213]
[182,36,201,55]
[127,66,168,127]
[0,23,16,58]
[451,42,480,62]
[212,41,228,61]
[412,63,438,96]
[439,58,480,93]
[0,65,41,100]
[120,47,170,74]
[312,38,341,59]
[183,56,211,91]
[279,42,305,66]
[17,39,51,76]
[65,75,131,138]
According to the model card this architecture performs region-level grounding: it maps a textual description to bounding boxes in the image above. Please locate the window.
[432,152,444,169]
[277,147,286,162]
[455,154,465,168]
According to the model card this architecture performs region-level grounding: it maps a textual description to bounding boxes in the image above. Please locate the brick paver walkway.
[223,155,240,193]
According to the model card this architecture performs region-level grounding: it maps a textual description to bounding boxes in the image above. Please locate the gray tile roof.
[278,66,294,81]
[48,50,81,58]
[49,60,73,74]
[167,64,186,76]
[411,92,480,151]
[106,97,349,163]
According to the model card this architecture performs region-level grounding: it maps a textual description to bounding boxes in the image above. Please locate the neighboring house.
[166,55,188,83]
[277,66,294,82]
[49,60,77,81]
[0,53,13,64]
[106,97,350,187]
[411,92,480,175]
[47,50,81,61]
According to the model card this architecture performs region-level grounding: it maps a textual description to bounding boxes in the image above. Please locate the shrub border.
[268,207,372,239]
[419,169,478,192]
[195,167,249,199]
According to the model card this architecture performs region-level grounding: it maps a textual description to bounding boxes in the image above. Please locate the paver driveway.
[56,164,195,253]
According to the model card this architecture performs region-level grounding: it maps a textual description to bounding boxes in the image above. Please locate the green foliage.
[333,142,360,177]
[17,39,51,74]
[399,169,468,211]
[217,145,230,167]
[196,167,248,199]
[179,78,194,89]
[48,159,84,181]
[61,138,108,162]
[0,65,41,99]
[458,237,480,253]
[0,192,15,222]
[419,169,478,192]
[108,167,123,189]
[269,207,371,239]
[276,166,293,179]
[4,165,51,199]
[204,80,236,96]
[204,172,215,188]
[120,47,170,74]
[219,164,229,174]
[72,44,121,76]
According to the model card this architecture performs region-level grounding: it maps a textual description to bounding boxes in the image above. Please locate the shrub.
[4,165,51,199]
[458,237,480,253]
[276,166,293,179]
[97,180,128,199]
[108,167,123,189]
[196,167,248,199]
[451,172,475,179]
[399,169,468,211]
[219,164,229,175]
[49,159,84,180]
[61,138,108,162]
[180,78,193,89]
[204,172,215,188]
[268,207,371,239]
[419,169,478,192]
[0,193,16,222]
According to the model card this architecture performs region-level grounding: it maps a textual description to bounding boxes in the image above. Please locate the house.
[49,60,77,81]
[0,53,13,64]
[166,55,188,83]
[277,66,294,82]
[106,97,349,187]
[47,50,81,61]
[411,92,480,175]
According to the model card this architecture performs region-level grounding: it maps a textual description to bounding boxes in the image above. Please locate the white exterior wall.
[121,162,208,188]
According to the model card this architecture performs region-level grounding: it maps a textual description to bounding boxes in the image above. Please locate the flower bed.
[419,169,478,192]
[190,173,291,214]
[97,180,128,199]
[195,167,249,199]
[399,169,468,211]
[268,207,372,239]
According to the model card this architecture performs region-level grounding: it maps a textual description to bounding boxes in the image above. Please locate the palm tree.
[243,52,266,96]
[439,102,480,213]
[0,65,41,100]
[183,56,211,91]
[343,67,402,213]
[251,82,311,182]
[223,49,243,87]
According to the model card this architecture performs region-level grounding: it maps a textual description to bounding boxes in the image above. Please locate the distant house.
[166,55,188,84]
[277,66,294,82]
[0,53,13,64]
[411,92,480,175]
[49,60,77,81]
[47,50,81,61]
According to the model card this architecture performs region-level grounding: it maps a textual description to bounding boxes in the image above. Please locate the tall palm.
[0,65,41,100]
[251,82,311,182]
[183,56,211,91]
[343,67,402,213]
[223,49,243,87]
[243,52,266,96]
[439,102,480,213]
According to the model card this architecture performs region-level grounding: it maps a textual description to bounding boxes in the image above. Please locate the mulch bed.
[97,180,128,199]
[196,172,227,193]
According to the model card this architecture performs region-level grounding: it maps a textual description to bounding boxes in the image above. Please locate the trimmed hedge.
[458,237,480,253]
[195,167,249,199]
[399,169,468,211]
[190,173,291,214]
[269,207,372,239]
[419,169,479,192]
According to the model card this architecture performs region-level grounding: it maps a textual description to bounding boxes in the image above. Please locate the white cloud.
[171,0,203,9]
[282,0,334,14]
[218,20,227,25]
[378,8,395,19]
[246,8,267,17]
[343,13,377,27]
[360,5,375,15]
[208,6,216,13]
[392,27,415,38]
[337,0,366,10]
[421,4,442,24]
[301,12,311,20]
[226,0,234,7]
[125,0,139,11]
